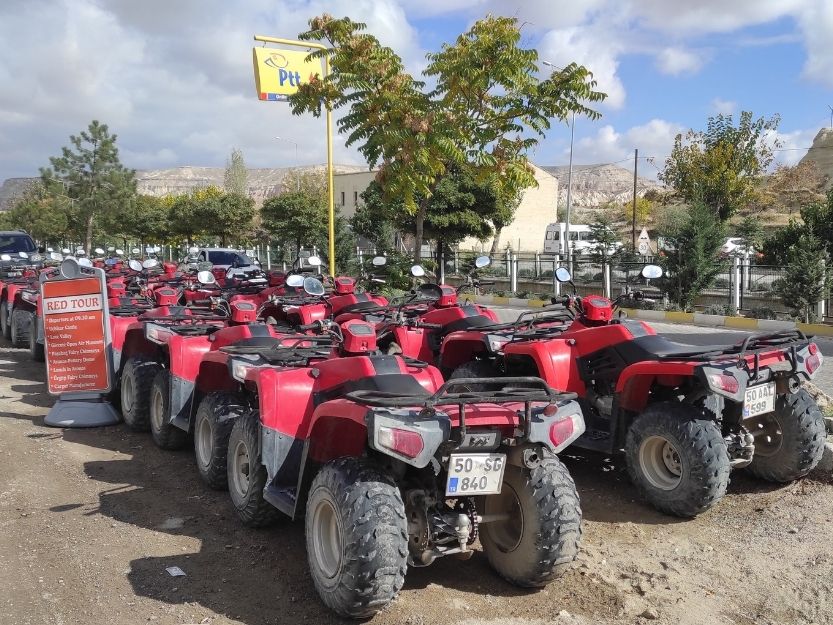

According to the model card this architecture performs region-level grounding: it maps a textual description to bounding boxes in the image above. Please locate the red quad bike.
[1,255,40,345]
[446,264,827,518]
[327,254,390,320]
[215,316,585,618]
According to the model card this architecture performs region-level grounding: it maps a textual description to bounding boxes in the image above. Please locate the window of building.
[340,191,345,206]
[353,191,358,204]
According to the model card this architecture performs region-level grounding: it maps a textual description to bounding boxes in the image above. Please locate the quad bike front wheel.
[0,300,10,340]
[305,457,408,618]
[226,411,280,527]
[149,370,188,451]
[480,458,582,587]
[194,391,248,490]
[625,402,730,518]
[746,389,825,482]
[120,357,162,431]
[10,307,31,349]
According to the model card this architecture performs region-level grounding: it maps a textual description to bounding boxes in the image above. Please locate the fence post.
[733,256,741,314]
[453,249,459,274]
[439,249,446,285]
[505,248,511,278]
[603,261,611,299]
[266,246,271,270]
[535,252,540,278]
[510,253,518,294]
[817,265,827,321]
[553,259,560,296]
[357,248,364,268]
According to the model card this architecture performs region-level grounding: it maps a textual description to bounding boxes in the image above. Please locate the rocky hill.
[0,164,366,210]
[798,128,833,183]
[541,163,662,210]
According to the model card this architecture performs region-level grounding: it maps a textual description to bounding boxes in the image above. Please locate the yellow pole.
[253,35,336,276]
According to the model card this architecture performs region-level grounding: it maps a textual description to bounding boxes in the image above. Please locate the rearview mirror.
[94,248,105,255]
[105,258,117,266]
[142,259,159,269]
[555,267,572,283]
[411,265,425,277]
[62,248,71,255]
[107,246,115,252]
[78,258,93,267]
[307,255,322,267]
[641,264,663,279]
[417,284,443,299]
[131,248,140,255]
[115,248,124,255]
[50,252,63,261]
[474,255,491,269]
[197,270,216,285]
[128,259,143,272]
[303,277,326,296]
[286,274,304,288]
[371,256,387,267]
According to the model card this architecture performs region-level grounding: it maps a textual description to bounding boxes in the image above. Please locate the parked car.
[196,248,257,271]
[0,231,43,279]
[721,237,755,257]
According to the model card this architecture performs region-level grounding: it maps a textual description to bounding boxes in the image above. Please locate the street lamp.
[542,60,575,267]
[274,136,300,191]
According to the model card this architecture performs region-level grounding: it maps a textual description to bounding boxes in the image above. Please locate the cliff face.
[0,165,366,210]
[798,128,833,182]
[541,163,661,209]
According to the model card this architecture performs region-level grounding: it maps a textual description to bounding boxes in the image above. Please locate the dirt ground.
[1,343,832,625]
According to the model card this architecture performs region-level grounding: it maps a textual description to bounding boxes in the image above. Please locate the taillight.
[806,354,821,375]
[808,342,818,355]
[549,416,576,448]
[378,427,424,459]
[542,403,558,417]
[709,373,739,394]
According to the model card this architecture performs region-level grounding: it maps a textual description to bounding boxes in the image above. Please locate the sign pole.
[253,35,336,277]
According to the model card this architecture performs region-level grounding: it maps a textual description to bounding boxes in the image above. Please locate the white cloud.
[655,47,706,75]
[764,125,821,167]
[711,98,737,115]
[572,119,686,177]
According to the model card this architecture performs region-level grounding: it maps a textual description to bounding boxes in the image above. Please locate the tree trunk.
[221,232,227,246]
[84,214,94,256]
[489,227,503,256]
[414,200,428,263]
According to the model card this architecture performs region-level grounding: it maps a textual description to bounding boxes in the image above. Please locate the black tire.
[0,299,10,340]
[29,314,44,362]
[194,392,248,490]
[746,389,826,482]
[10,307,31,349]
[227,411,281,527]
[448,359,499,391]
[480,458,582,587]
[120,357,162,432]
[305,457,408,618]
[625,402,730,518]
[149,370,188,450]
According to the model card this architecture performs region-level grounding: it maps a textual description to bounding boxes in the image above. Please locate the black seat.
[231,336,284,348]
[315,373,430,405]
[616,335,732,364]
[338,301,384,314]
[441,315,496,336]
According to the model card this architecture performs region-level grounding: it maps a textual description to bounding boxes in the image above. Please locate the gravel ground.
[1,339,832,625]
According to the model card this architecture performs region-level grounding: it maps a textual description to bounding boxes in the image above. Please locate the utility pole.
[632,148,638,252]
[565,111,575,265]
[828,105,833,129]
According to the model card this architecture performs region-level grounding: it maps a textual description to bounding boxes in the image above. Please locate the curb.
[468,295,833,338]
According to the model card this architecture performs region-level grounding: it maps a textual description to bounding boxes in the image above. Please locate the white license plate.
[743,382,776,418]
[446,453,506,496]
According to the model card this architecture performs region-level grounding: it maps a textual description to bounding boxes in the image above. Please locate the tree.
[261,190,328,254]
[40,120,136,253]
[658,203,726,311]
[587,211,620,266]
[622,196,654,225]
[4,182,71,245]
[199,192,255,246]
[109,194,170,249]
[760,186,833,264]
[289,14,605,260]
[735,215,763,254]
[224,148,248,196]
[660,112,780,221]
[773,233,827,323]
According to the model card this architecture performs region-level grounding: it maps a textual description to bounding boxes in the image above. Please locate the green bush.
[746,306,779,320]
[703,304,736,316]
[713,278,730,289]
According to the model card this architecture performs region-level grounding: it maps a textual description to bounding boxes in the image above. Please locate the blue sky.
[0,0,831,182]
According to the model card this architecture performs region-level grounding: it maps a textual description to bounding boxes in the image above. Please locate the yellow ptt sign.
[253,48,322,101]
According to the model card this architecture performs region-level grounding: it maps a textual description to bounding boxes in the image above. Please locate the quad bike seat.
[440,315,497,337]
[617,335,734,363]
[315,372,431,405]
[338,301,385,315]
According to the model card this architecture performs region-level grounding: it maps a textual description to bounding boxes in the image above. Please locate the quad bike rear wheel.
[194,391,248,490]
[10,307,31,349]
[0,300,10,340]
[28,314,44,362]
[227,411,281,527]
[448,360,499,392]
[625,402,730,518]
[480,458,582,586]
[746,389,825,482]
[305,457,408,618]
[149,370,188,450]
[120,357,162,431]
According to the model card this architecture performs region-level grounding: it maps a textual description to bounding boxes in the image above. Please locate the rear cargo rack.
[656,329,809,362]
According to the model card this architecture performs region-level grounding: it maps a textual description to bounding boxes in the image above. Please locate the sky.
[1,0,832,183]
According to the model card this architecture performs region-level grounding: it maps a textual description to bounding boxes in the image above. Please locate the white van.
[543,222,622,256]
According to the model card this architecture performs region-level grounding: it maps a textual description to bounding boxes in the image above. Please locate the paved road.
[491,307,833,396]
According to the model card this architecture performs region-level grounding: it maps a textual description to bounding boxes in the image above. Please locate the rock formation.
[541,163,662,210]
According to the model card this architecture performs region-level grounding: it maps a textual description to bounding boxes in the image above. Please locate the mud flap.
[169,375,196,432]
[261,427,306,519]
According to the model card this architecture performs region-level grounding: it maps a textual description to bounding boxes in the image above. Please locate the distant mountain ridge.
[541,163,662,210]
[0,164,366,210]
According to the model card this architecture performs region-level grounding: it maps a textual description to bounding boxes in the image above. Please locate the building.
[333,164,559,253]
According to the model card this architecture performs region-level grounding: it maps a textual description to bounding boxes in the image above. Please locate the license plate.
[446,453,506,496]
[743,382,776,418]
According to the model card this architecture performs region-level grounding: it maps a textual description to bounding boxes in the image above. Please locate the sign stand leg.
[45,395,121,428]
